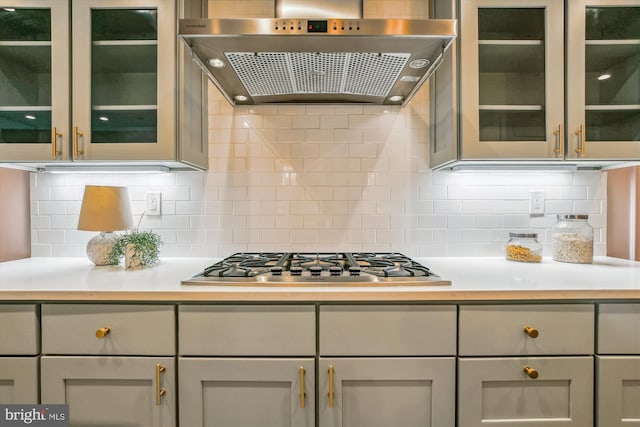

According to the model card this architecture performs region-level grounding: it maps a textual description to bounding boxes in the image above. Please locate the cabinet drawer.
[320,305,456,356]
[458,356,593,426]
[41,304,175,355]
[0,305,39,355]
[598,303,640,354]
[597,356,640,427]
[179,305,315,356]
[459,304,594,356]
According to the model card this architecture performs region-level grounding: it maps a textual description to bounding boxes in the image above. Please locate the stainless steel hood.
[178,17,456,106]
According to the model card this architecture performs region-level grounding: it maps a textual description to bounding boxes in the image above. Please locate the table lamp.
[77,185,133,265]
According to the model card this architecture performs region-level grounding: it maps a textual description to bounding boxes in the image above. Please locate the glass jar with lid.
[505,232,543,263]
[552,214,593,264]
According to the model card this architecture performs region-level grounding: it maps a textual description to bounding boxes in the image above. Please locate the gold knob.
[95,327,111,338]
[524,366,539,379]
[524,326,539,338]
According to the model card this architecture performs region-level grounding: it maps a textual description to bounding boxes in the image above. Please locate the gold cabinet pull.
[524,366,539,379]
[299,367,305,408]
[51,127,62,158]
[156,364,166,405]
[73,126,84,159]
[553,124,563,157]
[524,326,539,338]
[328,365,334,408]
[575,124,585,156]
[95,327,111,338]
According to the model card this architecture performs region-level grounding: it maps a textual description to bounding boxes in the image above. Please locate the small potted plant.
[106,229,163,269]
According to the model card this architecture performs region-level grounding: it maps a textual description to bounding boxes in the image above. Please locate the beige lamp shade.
[78,185,133,232]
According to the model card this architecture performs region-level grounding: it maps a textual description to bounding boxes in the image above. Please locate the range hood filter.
[227,52,411,97]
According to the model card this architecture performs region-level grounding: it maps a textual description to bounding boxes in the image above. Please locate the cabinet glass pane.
[585,7,640,142]
[0,8,50,41]
[0,8,51,144]
[91,9,157,144]
[478,8,546,141]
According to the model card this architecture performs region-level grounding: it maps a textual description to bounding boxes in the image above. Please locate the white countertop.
[0,256,639,301]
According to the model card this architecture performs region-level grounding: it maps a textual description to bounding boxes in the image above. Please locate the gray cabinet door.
[597,356,640,426]
[41,356,175,427]
[0,0,70,161]
[0,357,38,404]
[71,0,175,162]
[319,357,455,427]
[179,357,315,427]
[458,356,593,426]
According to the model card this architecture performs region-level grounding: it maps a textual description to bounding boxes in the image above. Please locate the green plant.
[106,230,163,267]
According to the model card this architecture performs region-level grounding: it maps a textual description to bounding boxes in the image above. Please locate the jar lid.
[557,214,589,220]
[509,232,538,238]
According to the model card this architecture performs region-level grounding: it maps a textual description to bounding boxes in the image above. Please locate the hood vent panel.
[179,18,457,106]
[227,52,410,97]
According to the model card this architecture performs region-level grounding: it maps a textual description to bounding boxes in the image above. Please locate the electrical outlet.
[146,192,161,216]
[529,191,545,215]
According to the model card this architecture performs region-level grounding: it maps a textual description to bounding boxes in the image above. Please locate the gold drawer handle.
[524,366,539,379]
[299,367,305,408]
[95,327,111,338]
[156,364,166,405]
[524,326,539,338]
[328,365,334,408]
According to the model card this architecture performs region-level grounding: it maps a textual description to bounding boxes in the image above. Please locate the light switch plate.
[529,191,545,215]
[146,192,161,216]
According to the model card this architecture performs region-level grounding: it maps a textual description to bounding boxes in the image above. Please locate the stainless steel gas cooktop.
[182,252,450,286]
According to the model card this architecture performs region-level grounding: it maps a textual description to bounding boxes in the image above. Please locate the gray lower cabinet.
[179,358,315,427]
[40,304,176,426]
[597,303,640,426]
[319,305,457,427]
[458,356,594,426]
[318,357,455,427]
[41,356,175,426]
[458,304,595,426]
[0,305,39,404]
[178,304,316,427]
[0,358,39,403]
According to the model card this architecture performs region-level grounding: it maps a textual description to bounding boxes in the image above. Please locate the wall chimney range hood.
[178,1,456,106]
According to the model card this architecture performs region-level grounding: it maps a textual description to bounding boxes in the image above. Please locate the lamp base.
[86,232,118,266]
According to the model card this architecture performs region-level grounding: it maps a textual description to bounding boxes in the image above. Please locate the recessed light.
[598,73,611,81]
[208,58,225,68]
[99,116,109,121]
[3,8,16,12]
[234,95,248,102]
[410,59,430,69]
[388,95,403,102]
[25,115,36,120]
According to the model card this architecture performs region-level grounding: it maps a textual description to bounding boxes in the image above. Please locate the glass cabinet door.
[460,0,564,159]
[71,0,175,162]
[0,1,69,161]
[567,0,640,159]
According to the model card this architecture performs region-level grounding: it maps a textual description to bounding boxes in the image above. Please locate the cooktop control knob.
[349,266,361,276]
[270,266,283,276]
[309,266,323,276]
[290,266,303,276]
[329,266,342,276]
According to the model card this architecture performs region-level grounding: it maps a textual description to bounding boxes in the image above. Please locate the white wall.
[27,0,608,259]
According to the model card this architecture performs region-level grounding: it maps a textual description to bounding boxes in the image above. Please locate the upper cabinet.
[0,0,207,170]
[430,0,640,168]
[460,0,564,161]
[566,0,640,159]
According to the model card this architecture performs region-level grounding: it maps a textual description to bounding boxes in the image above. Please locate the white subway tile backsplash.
[27,0,607,258]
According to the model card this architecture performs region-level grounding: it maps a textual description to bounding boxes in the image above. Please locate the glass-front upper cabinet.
[72,0,175,161]
[567,0,640,159]
[0,1,69,161]
[460,0,564,160]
